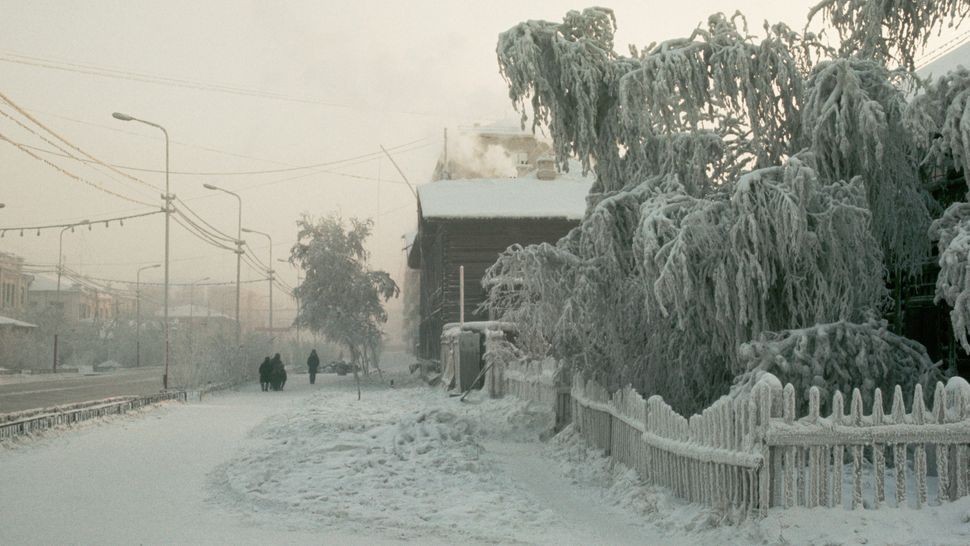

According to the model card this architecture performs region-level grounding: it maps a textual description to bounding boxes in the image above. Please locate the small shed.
[408,168,591,361]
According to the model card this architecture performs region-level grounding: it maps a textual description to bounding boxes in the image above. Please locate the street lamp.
[54,219,89,371]
[57,219,90,292]
[136,264,161,367]
[188,276,211,322]
[203,183,242,344]
[113,111,174,390]
[242,227,273,338]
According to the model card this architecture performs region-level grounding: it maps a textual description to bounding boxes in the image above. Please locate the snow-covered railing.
[504,358,571,429]
[764,379,970,510]
[0,391,186,441]
[568,373,970,516]
[572,374,767,516]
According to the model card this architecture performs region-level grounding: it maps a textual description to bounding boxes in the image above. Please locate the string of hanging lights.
[0,209,162,238]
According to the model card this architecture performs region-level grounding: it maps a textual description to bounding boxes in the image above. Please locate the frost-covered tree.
[732,319,942,413]
[909,70,970,354]
[484,2,959,413]
[808,0,970,70]
[289,214,399,374]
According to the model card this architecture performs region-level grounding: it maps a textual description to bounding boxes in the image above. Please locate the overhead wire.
[0,49,463,119]
[9,135,434,176]
[0,209,162,235]
[0,129,157,207]
[0,90,161,192]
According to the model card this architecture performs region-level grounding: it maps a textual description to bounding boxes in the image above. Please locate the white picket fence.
[570,373,970,516]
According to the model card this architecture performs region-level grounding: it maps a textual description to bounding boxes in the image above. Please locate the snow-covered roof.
[155,305,232,320]
[0,315,37,328]
[28,275,62,292]
[417,169,593,220]
[917,41,970,80]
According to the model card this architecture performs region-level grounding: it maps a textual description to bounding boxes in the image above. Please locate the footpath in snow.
[2,360,970,545]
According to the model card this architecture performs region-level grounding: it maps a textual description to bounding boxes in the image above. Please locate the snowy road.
[3,367,970,545]
[0,369,662,545]
[0,367,164,413]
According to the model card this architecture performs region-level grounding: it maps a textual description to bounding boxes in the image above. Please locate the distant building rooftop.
[155,304,233,320]
[917,41,970,79]
[0,315,37,328]
[28,275,65,292]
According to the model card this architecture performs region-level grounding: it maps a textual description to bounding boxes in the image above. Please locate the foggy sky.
[0,0,937,327]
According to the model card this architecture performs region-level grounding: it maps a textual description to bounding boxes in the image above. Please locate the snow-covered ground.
[2,357,969,545]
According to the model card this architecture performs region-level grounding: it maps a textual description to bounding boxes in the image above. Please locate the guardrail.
[0,391,187,441]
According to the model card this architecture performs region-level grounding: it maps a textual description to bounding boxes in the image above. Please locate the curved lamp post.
[202,183,242,345]
[113,111,174,389]
[136,263,160,367]
[53,218,90,371]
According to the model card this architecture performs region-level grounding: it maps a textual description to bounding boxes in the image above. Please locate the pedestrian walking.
[307,349,320,385]
[269,353,287,391]
[258,356,272,392]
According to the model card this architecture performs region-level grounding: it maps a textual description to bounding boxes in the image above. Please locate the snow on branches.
[486,157,887,413]
[930,202,970,352]
[497,10,807,194]
[906,67,970,183]
[732,319,943,413]
[489,4,966,413]
[803,58,930,273]
[497,7,625,180]
[619,13,804,171]
[808,0,970,70]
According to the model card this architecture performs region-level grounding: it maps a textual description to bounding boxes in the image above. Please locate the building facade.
[0,252,31,314]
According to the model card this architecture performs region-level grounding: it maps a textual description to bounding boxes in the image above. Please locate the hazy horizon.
[2,0,950,331]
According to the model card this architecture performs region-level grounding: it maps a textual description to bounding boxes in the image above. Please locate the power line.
[0,91,160,192]
[915,29,970,70]
[11,136,434,178]
[24,262,265,288]
[20,105,295,167]
[0,128,157,207]
[0,49,461,119]
[0,209,162,234]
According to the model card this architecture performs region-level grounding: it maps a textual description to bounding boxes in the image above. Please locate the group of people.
[258,353,287,391]
[258,349,322,390]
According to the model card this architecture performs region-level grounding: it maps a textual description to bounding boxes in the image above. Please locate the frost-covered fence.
[572,374,766,516]
[0,391,186,441]
[569,373,970,516]
[765,379,970,510]
[504,358,571,429]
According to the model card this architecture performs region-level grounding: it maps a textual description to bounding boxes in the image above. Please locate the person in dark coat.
[258,356,272,391]
[307,349,320,385]
[269,353,287,391]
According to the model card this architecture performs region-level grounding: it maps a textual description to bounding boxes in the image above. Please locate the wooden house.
[407,169,592,360]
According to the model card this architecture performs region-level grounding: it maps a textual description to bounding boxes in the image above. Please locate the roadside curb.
[0,391,187,441]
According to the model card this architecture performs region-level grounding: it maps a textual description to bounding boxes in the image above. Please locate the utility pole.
[242,228,273,340]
